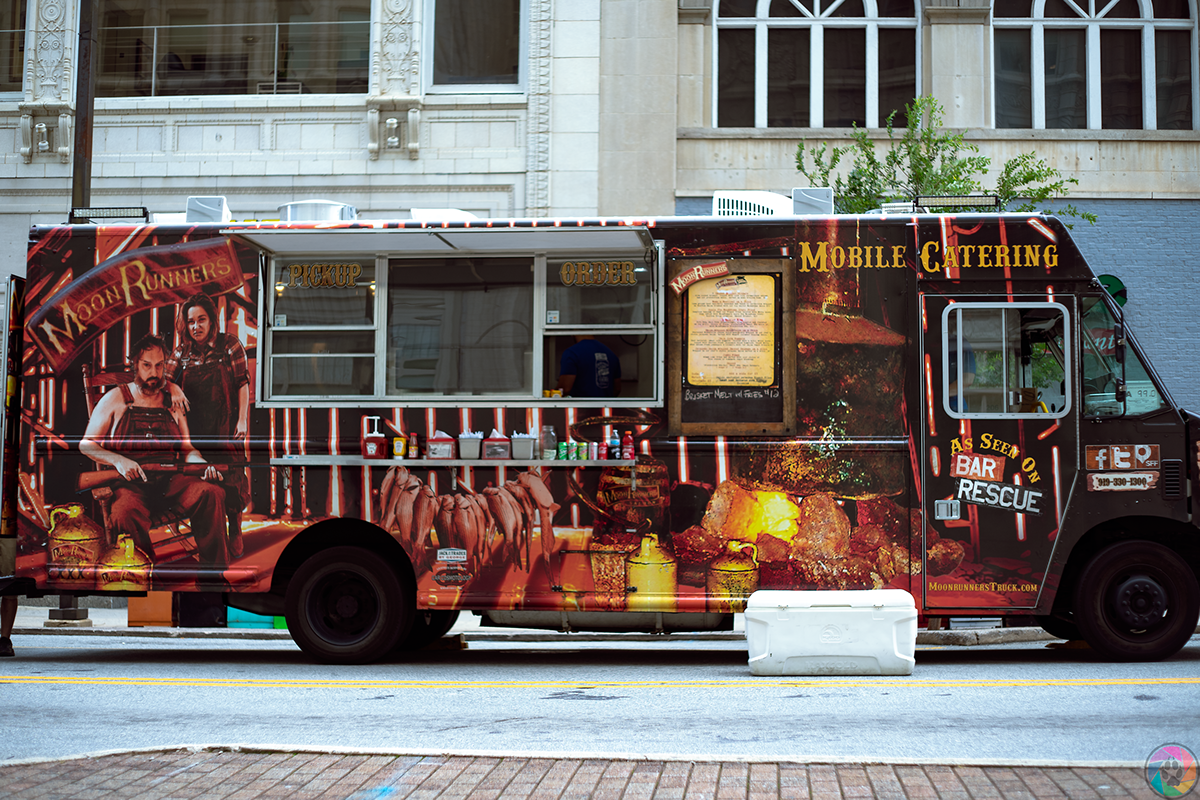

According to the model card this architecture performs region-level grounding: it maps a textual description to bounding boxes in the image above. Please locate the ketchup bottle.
[621,430,634,460]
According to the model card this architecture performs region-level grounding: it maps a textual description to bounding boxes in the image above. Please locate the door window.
[943,302,1070,419]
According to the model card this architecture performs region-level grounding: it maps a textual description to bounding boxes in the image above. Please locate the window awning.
[224,224,656,258]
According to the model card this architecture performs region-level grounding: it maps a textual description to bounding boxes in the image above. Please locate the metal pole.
[71,0,99,215]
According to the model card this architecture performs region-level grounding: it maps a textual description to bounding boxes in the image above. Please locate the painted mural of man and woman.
[80,292,251,579]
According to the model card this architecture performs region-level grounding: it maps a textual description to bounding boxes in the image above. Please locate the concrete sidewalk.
[0,748,1155,799]
[8,605,1063,647]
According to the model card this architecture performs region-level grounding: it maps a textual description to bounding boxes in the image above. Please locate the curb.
[9,624,1064,646]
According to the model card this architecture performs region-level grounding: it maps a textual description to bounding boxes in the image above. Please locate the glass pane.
[98,16,151,97]
[770,0,807,17]
[878,28,915,127]
[272,261,375,327]
[1045,29,1086,128]
[768,29,810,126]
[995,29,1032,128]
[1103,0,1140,18]
[433,0,519,85]
[1125,348,1169,415]
[547,259,654,325]
[949,310,996,414]
[994,1,1031,17]
[1,0,26,93]
[1043,0,1082,18]
[877,0,915,17]
[952,307,1067,416]
[276,19,370,94]
[272,356,374,396]
[1151,0,1191,19]
[271,331,375,355]
[718,29,756,126]
[543,334,656,399]
[1156,30,1192,130]
[1081,298,1123,416]
[828,0,864,17]
[1101,29,1142,129]
[386,258,533,396]
[824,28,865,126]
[720,0,759,18]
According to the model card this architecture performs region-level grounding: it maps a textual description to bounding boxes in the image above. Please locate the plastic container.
[227,607,276,629]
[458,436,482,460]
[512,436,535,460]
[484,438,511,459]
[744,589,917,676]
[427,438,456,459]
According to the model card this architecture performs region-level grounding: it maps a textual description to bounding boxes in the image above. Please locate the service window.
[1081,296,1169,417]
[944,302,1070,419]
[263,245,661,405]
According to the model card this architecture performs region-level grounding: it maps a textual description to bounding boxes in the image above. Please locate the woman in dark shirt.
[166,293,250,558]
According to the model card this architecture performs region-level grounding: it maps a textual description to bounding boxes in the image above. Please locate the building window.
[427,0,522,92]
[1,0,25,94]
[715,0,918,128]
[96,0,370,97]
[994,0,1197,130]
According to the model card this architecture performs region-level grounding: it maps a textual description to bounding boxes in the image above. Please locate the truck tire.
[396,610,460,651]
[285,546,413,664]
[1073,541,1199,662]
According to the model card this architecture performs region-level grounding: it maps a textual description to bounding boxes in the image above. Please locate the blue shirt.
[560,339,621,398]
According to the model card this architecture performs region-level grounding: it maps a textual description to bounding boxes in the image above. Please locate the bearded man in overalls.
[80,335,229,573]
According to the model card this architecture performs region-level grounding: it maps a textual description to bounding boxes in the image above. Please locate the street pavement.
[0,607,1170,799]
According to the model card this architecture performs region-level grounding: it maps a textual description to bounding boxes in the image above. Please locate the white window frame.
[712,0,920,128]
[423,0,527,95]
[942,301,1073,421]
[992,0,1200,130]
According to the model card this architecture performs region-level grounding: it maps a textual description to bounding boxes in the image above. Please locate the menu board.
[668,259,796,435]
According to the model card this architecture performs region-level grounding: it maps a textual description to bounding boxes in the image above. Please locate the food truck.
[4,211,1198,664]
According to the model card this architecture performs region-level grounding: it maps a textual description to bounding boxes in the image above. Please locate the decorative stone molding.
[524,0,552,216]
[923,0,992,24]
[366,96,423,160]
[31,0,73,103]
[678,0,712,24]
[368,0,422,160]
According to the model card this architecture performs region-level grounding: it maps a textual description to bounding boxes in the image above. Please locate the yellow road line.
[1,675,1198,690]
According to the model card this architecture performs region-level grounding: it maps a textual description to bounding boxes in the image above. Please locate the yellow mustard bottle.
[626,533,677,612]
[706,540,760,613]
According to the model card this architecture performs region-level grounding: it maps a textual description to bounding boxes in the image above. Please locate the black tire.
[396,610,460,651]
[285,547,413,664]
[1073,540,1200,662]
[1035,613,1081,641]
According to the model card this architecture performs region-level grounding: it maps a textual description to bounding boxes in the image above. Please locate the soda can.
[576,442,588,461]
[558,441,568,461]
[598,442,608,460]
[589,442,598,460]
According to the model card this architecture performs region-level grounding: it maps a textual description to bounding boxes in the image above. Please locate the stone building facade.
[1,0,1197,404]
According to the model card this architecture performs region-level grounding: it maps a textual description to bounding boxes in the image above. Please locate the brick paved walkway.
[0,750,1158,800]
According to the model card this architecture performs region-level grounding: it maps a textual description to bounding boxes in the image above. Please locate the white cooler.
[745,589,917,676]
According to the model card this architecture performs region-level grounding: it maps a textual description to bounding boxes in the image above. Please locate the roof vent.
[712,190,793,217]
[792,187,835,215]
[277,200,358,222]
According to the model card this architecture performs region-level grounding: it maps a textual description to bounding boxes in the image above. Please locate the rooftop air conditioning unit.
[712,190,793,217]
[791,187,835,215]
[277,200,358,222]
[186,196,232,223]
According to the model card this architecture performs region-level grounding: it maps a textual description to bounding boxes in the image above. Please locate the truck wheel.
[1074,541,1199,662]
[396,610,460,651]
[285,546,413,664]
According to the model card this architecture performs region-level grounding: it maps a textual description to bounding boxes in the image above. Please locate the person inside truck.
[556,335,622,398]
[79,335,231,574]
[165,293,250,559]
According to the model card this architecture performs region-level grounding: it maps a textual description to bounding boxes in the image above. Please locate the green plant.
[796,95,1096,226]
